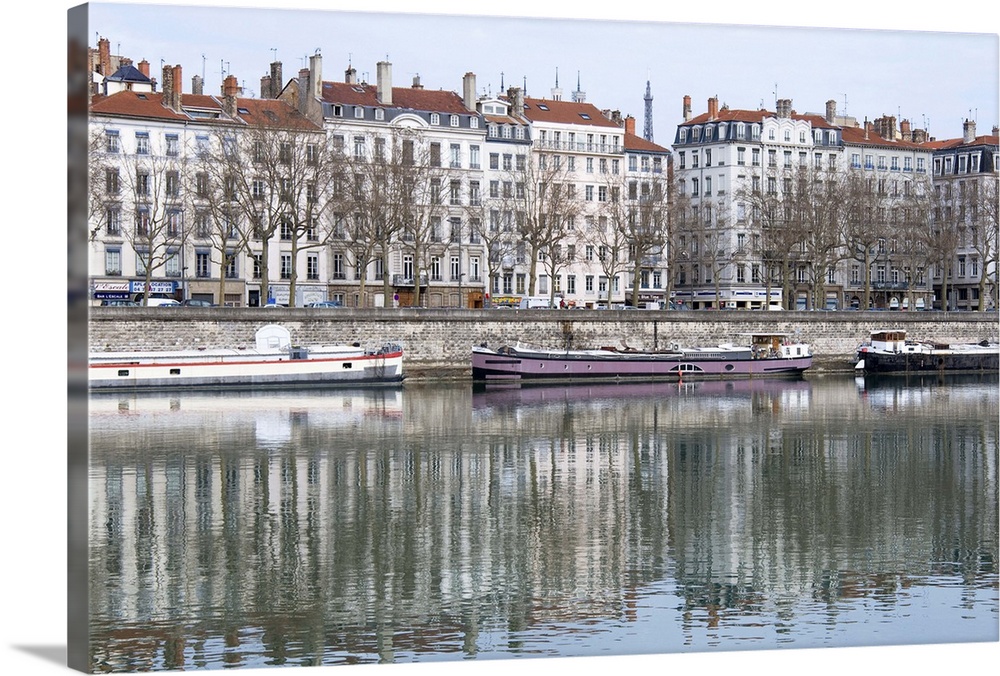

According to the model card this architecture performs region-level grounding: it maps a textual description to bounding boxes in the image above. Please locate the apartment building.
[925,120,1000,310]
[672,96,939,310]
[89,65,326,306]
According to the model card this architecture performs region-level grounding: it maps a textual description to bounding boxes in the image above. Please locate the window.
[166,171,180,197]
[450,143,461,168]
[450,115,460,127]
[165,134,179,157]
[585,185,594,201]
[430,113,440,125]
[105,168,120,195]
[105,130,120,153]
[470,145,480,169]
[752,148,760,166]
[469,181,481,206]
[136,170,150,197]
[191,251,210,278]
[104,248,121,275]
[280,254,292,279]
[223,252,238,279]
[135,132,149,155]
[489,152,499,170]
[353,136,365,159]
[106,207,121,236]
[737,148,745,165]
[307,254,319,280]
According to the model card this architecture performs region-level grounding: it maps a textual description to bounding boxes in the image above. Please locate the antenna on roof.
[841,93,848,117]
[315,48,321,55]
[500,71,504,90]
[271,48,277,62]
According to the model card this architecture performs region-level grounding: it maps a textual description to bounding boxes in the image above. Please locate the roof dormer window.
[430,113,440,125]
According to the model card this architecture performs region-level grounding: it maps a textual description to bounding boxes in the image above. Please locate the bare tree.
[967,176,999,310]
[493,151,581,300]
[841,169,896,309]
[736,168,805,309]
[204,106,330,306]
[116,139,193,305]
[466,192,517,307]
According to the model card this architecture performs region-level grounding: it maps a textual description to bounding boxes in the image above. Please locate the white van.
[518,296,552,309]
[145,298,181,307]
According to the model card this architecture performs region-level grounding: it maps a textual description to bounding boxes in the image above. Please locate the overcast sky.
[86,0,999,144]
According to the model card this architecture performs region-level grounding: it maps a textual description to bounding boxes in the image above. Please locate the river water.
[86,374,998,672]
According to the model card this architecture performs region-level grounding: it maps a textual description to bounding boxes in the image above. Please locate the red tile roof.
[683,107,837,129]
[839,125,924,150]
[89,90,321,130]
[922,134,999,150]
[320,81,469,114]
[519,97,621,128]
[624,132,669,154]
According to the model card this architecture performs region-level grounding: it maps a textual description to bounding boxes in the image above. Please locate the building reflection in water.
[87,376,998,670]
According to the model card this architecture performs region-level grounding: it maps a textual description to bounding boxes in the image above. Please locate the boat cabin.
[745,333,811,359]
[868,330,907,353]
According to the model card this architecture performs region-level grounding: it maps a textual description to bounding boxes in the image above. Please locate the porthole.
[725,364,735,372]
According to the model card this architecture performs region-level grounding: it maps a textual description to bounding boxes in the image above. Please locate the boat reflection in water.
[473,376,811,407]
[87,376,997,671]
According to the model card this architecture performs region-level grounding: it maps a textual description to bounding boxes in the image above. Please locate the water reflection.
[88,376,998,671]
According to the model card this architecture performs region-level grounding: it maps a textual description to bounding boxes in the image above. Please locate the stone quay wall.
[88,308,999,379]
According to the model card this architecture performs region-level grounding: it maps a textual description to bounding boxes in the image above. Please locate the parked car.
[100,299,138,307]
[306,301,342,308]
[263,303,287,308]
[144,298,181,307]
[179,299,215,307]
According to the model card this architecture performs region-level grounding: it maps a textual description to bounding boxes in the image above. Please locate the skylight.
[579,113,591,120]
[537,104,549,111]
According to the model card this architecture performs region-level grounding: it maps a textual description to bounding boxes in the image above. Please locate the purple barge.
[472,333,812,383]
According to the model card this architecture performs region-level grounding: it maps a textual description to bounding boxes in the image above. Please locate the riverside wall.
[88,308,1000,379]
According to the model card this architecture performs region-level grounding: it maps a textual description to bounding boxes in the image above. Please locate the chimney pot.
[377,61,393,105]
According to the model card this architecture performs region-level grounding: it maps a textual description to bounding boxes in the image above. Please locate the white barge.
[89,324,404,391]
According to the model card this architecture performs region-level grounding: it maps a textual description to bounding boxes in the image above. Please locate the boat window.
[725,364,735,371]
[117,370,129,377]
[342,363,353,369]
[170,368,181,375]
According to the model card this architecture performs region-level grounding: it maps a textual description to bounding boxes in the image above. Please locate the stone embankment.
[88,308,999,380]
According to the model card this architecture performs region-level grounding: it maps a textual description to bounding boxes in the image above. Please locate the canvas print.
[66,1,999,674]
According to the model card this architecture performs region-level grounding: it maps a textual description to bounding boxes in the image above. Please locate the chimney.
[825,99,837,124]
[900,119,912,142]
[624,116,636,136]
[98,37,111,76]
[270,61,282,96]
[707,96,718,120]
[993,125,999,136]
[345,64,357,84]
[137,59,149,79]
[173,65,182,106]
[411,75,423,89]
[683,95,691,122]
[507,86,524,116]
[260,75,272,99]
[463,72,476,111]
[161,65,174,108]
[913,128,928,144]
[309,53,322,99]
[192,75,203,96]
[963,119,977,143]
[776,99,792,118]
[377,61,392,105]
[297,67,310,112]
[223,74,239,117]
